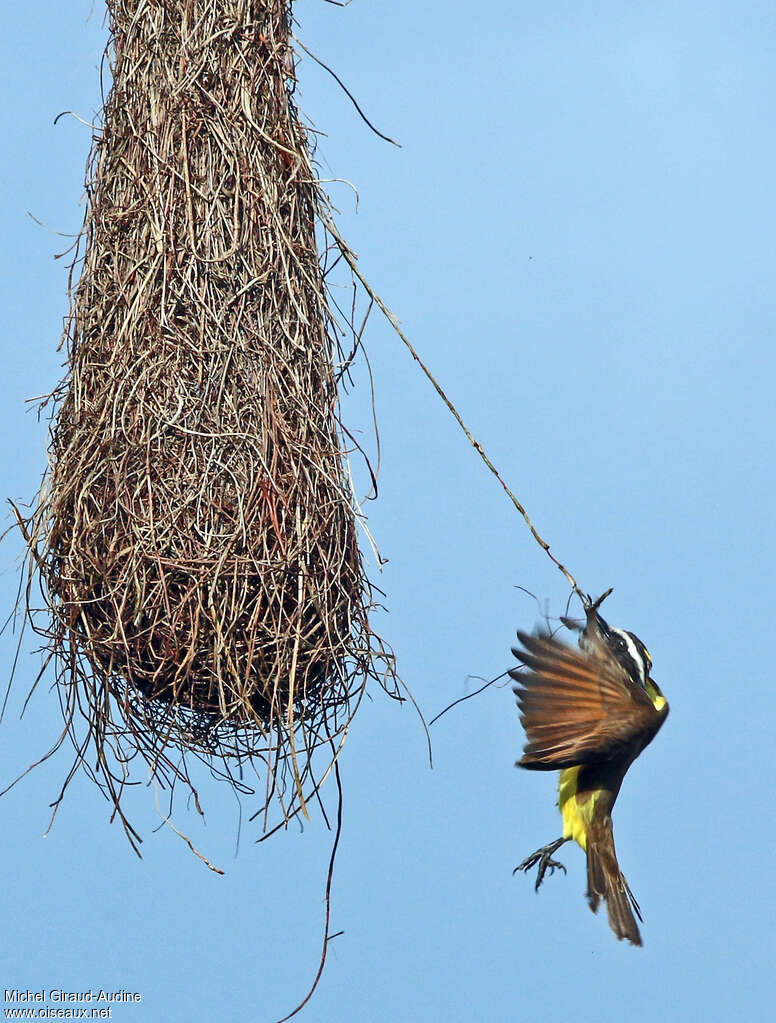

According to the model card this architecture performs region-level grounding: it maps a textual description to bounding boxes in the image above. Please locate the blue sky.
[2,1,775,1020]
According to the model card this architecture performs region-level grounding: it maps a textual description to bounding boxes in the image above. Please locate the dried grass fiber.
[14,0,396,848]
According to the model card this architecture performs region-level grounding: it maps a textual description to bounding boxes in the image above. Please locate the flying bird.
[510,593,669,945]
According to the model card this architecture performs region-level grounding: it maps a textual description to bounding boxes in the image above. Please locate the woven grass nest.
[11,0,397,851]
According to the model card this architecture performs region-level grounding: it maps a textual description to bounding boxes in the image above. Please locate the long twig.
[321,214,586,604]
[292,35,401,148]
[272,756,345,1023]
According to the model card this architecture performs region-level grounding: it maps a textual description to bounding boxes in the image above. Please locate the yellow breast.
[558,766,599,850]
[646,678,667,711]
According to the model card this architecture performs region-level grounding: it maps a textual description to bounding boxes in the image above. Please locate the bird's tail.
[586,819,643,946]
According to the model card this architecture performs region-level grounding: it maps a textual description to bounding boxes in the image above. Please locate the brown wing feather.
[510,631,665,770]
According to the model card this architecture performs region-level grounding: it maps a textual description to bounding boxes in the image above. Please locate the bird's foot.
[513,837,569,891]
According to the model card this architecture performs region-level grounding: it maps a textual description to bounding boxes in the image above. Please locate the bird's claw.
[514,839,568,891]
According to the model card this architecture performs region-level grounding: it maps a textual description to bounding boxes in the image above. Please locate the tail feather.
[586,827,643,946]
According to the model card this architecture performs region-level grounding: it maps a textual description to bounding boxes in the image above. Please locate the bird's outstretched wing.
[510,631,667,770]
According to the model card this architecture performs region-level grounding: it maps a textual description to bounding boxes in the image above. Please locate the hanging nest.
[11,0,397,852]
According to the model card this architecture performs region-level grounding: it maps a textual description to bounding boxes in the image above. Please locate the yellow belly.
[558,766,599,851]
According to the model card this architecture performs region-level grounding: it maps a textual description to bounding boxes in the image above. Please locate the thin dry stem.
[321,213,587,605]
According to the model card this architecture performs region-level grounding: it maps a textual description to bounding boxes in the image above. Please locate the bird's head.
[563,590,654,691]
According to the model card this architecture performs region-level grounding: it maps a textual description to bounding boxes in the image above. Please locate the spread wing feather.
[510,631,665,770]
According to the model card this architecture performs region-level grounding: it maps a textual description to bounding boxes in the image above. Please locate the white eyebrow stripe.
[610,627,646,687]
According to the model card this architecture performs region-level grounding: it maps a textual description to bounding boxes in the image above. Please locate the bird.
[509,591,669,945]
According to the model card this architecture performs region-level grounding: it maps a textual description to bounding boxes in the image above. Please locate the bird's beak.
[584,588,614,615]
